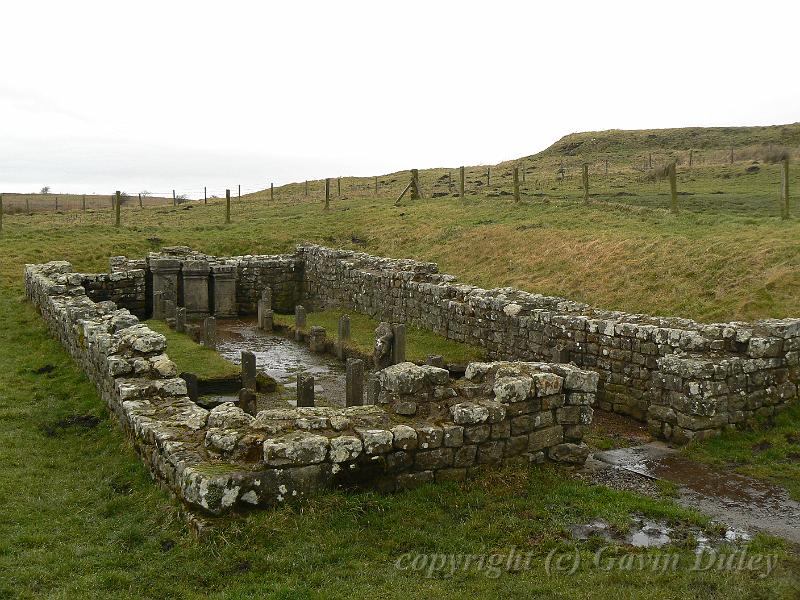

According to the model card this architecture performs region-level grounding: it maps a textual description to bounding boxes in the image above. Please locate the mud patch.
[41,414,100,436]
[593,443,800,543]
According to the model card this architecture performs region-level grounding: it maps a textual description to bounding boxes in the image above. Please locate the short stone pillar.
[211,265,237,318]
[309,326,326,353]
[182,260,210,318]
[391,323,406,365]
[241,350,256,390]
[181,372,199,402]
[150,258,181,313]
[297,373,315,407]
[203,316,217,348]
[175,307,186,333]
[152,290,165,320]
[258,300,273,331]
[294,305,307,341]
[261,287,272,308]
[239,388,257,416]
[337,315,351,359]
[366,373,380,405]
[426,354,444,368]
[346,358,364,407]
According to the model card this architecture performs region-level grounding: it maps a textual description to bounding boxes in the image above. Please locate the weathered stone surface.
[357,428,393,454]
[391,425,418,450]
[548,442,590,464]
[329,436,362,463]
[263,432,329,466]
[450,402,489,425]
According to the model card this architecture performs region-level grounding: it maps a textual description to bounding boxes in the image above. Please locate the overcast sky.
[2,0,798,198]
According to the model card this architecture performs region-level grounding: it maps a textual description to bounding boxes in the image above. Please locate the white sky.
[1,0,798,198]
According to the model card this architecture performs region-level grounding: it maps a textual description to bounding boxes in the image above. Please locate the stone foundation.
[26,260,596,515]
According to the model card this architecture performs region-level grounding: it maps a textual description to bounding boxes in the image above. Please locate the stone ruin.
[24,245,800,515]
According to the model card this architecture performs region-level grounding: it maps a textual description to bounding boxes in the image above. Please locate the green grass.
[2,124,800,597]
[146,320,240,380]
[273,309,486,365]
[683,403,800,501]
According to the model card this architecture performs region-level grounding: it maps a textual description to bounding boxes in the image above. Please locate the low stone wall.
[81,258,147,318]
[80,244,800,444]
[298,245,800,442]
[26,260,595,515]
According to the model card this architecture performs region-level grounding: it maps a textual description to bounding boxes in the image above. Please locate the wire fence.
[0,144,796,235]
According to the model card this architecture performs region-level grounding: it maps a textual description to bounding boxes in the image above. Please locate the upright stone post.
[337,314,351,359]
[150,258,181,316]
[211,265,237,317]
[391,323,406,365]
[366,373,380,405]
[346,358,365,407]
[181,260,210,319]
[175,307,186,333]
[204,316,217,348]
[181,372,199,402]
[258,301,274,331]
[239,388,257,416]
[309,326,327,352]
[294,305,307,341]
[241,350,256,391]
[297,373,315,407]
[152,290,165,320]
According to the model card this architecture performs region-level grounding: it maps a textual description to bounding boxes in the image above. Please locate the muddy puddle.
[593,443,800,543]
[213,318,348,408]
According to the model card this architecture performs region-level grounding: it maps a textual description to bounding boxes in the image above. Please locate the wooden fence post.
[374,176,378,195]
[781,158,790,219]
[337,177,341,197]
[410,169,421,200]
[204,186,207,204]
[238,184,241,199]
[270,183,274,201]
[582,163,589,202]
[513,167,520,203]
[459,166,465,199]
[115,191,121,227]
[305,180,309,197]
[325,178,330,210]
[172,190,176,207]
[669,162,678,214]
[486,167,490,187]
[26,198,29,213]
[225,189,231,223]
[138,193,142,208]
[730,146,734,164]
[55,196,58,212]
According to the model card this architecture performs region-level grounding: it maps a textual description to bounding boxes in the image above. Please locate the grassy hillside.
[1,124,800,597]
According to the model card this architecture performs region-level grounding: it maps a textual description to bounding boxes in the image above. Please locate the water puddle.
[593,443,800,543]
[570,515,750,551]
[214,318,348,407]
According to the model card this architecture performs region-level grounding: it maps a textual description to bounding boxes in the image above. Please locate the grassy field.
[1,124,800,597]
[0,193,174,214]
[145,320,240,380]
